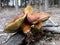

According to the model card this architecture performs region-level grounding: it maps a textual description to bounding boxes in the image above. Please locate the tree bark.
[58,0,60,7]
[15,0,19,12]
[34,0,40,12]
[0,0,1,11]
[44,0,49,12]
[28,0,32,5]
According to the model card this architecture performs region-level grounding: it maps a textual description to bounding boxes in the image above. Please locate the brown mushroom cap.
[38,12,50,22]
[27,12,50,24]
[4,12,26,33]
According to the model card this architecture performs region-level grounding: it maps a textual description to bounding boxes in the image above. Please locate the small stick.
[49,18,58,26]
